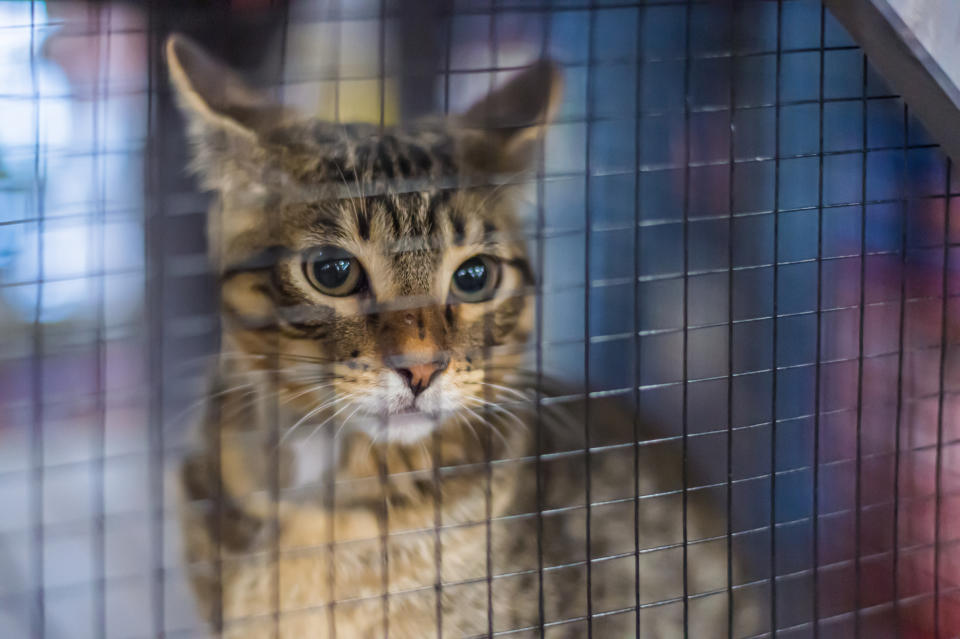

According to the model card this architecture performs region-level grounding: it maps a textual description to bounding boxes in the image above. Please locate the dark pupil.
[455,259,487,293]
[313,258,352,289]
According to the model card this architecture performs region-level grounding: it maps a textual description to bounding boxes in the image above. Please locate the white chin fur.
[287,411,439,488]
[346,370,461,444]
[355,411,440,445]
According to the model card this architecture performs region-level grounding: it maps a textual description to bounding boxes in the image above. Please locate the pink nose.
[392,359,448,396]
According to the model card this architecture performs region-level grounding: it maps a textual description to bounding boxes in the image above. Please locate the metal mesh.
[0,0,957,637]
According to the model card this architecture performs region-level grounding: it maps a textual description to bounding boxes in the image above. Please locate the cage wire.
[0,0,959,637]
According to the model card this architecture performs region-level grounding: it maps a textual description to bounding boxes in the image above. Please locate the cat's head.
[166,34,561,445]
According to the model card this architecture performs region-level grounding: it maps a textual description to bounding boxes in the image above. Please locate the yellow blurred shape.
[336,77,399,125]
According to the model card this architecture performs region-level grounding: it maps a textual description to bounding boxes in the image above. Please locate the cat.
[166,33,765,638]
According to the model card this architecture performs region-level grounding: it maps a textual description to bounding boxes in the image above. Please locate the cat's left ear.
[165,33,287,192]
[457,60,563,173]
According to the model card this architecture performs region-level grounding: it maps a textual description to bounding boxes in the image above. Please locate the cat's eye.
[450,255,500,303]
[303,246,366,297]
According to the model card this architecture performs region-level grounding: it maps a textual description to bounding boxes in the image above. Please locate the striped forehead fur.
[219,127,526,278]
[264,120,459,189]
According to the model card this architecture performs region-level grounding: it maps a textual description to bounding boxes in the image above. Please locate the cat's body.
[167,34,764,638]
[182,389,761,639]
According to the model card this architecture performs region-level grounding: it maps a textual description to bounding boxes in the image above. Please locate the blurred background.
[0,0,958,637]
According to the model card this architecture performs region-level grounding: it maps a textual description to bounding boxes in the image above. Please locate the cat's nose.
[392,358,449,396]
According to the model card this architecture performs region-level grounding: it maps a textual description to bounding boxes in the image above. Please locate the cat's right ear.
[165,34,284,192]
[457,60,563,173]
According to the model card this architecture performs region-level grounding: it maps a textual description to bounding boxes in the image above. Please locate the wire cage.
[1,0,958,637]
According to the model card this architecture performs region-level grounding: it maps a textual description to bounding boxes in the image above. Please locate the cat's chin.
[356,410,441,445]
[385,412,439,444]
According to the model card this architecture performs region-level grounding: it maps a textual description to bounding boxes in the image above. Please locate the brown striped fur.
[167,34,764,638]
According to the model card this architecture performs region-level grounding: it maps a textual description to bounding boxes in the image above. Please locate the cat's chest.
[216,484,495,638]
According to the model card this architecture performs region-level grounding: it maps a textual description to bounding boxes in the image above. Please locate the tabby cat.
[167,33,764,638]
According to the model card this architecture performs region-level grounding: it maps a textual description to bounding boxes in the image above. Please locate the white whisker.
[476,381,533,401]
[465,396,529,433]
[459,405,513,452]
[332,404,364,444]
[166,381,256,429]
[279,393,355,445]
[299,397,360,445]
[283,382,338,404]
[454,411,483,446]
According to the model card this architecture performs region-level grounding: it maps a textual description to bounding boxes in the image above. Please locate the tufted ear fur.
[457,60,563,173]
[165,33,288,194]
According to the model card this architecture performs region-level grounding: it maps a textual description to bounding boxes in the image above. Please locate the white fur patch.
[288,434,336,487]
[349,369,460,444]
